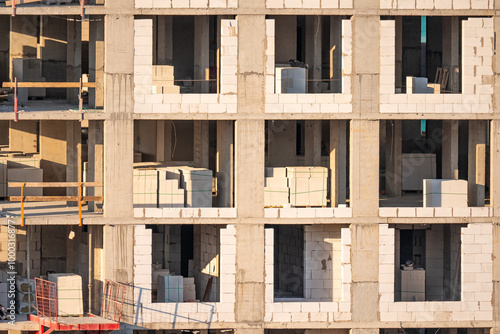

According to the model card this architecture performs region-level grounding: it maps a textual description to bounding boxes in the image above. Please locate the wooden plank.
[5,0,42,6]
[9,182,103,188]
[2,82,97,88]
[10,196,103,202]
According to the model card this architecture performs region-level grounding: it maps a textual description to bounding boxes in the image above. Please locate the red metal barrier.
[34,277,57,322]
[101,279,127,323]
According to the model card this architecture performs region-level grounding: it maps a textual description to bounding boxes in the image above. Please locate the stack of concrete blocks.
[275,67,307,94]
[0,155,41,197]
[158,167,184,208]
[157,274,183,302]
[197,225,219,302]
[152,66,180,94]
[264,227,352,322]
[406,77,433,94]
[183,277,196,301]
[152,269,170,292]
[135,0,238,8]
[400,269,425,301]
[401,153,436,191]
[48,273,84,316]
[264,167,289,207]
[380,19,494,114]
[287,167,328,206]
[16,277,35,314]
[266,0,354,8]
[133,18,237,114]
[380,0,492,10]
[12,58,46,103]
[265,19,353,114]
[423,179,468,207]
[379,223,493,322]
[179,167,212,207]
[133,169,158,208]
[7,168,43,197]
[133,225,237,324]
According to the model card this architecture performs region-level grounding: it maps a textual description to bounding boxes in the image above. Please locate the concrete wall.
[136,0,238,8]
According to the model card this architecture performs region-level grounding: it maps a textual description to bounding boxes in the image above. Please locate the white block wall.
[133,18,237,114]
[379,223,493,322]
[264,227,352,322]
[265,19,353,114]
[267,0,353,8]
[380,0,492,9]
[136,0,238,8]
[379,19,494,114]
[133,225,236,325]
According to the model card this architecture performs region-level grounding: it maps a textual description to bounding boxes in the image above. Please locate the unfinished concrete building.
[0,1,499,334]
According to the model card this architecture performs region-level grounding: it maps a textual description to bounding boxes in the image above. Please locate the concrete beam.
[304,120,321,166]
[442,120,459,179]
[330,120,347,207]
[468,121,487,207]
[350,120,379,217]
[385,120,402,197]
[217,120,234,207]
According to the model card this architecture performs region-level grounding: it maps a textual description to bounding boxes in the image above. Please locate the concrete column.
[217,120,233,207]
[156,120,165,162]
[157,16,173,65]
[305,16,322,93]
[9,16,38,81]
[468,121,487,207]
[66,121,81,206]
[385,120,402,197]
[9,120,38,153]
[442,17,460,93]
[235,120,265,217]
[350,120,379,217]
[88,120,103,212]
[491,120,500,214]
[395,17,403,90]
[67,16,82,105]
[193,121,209,169]
[442,120,459,179]
[194,16,210,93]
[89,17,104,109]
[351,225,379,323]
[103,14,134,218]
[304,120,321,166]
[352,15,380,115]
[330,120,347,207]
[40,121,67,196]
[330,16,342,93]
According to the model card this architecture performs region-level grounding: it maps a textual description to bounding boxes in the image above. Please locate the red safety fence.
[34,277,58,322]
[101,279,127,323]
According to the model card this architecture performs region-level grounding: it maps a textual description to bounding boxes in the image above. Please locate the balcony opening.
[0,15,104,112]
[396,16,462,94]
[0,225,103,316]
[148,224,221,303]
[393,224,462,302]
[133,120,234,208]
[150,15,234,94]
[266,225,349,302]
[0,120,104,218]
[269,15,348,94]
[380,120,489,208]
[265,120,349,208]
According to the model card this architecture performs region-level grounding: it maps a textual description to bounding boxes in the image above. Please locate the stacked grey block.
[179,167,213,207]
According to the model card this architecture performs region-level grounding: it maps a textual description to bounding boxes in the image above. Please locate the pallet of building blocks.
[48,273,84,316]
[423,179,468,207]
[133,168,158,208]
